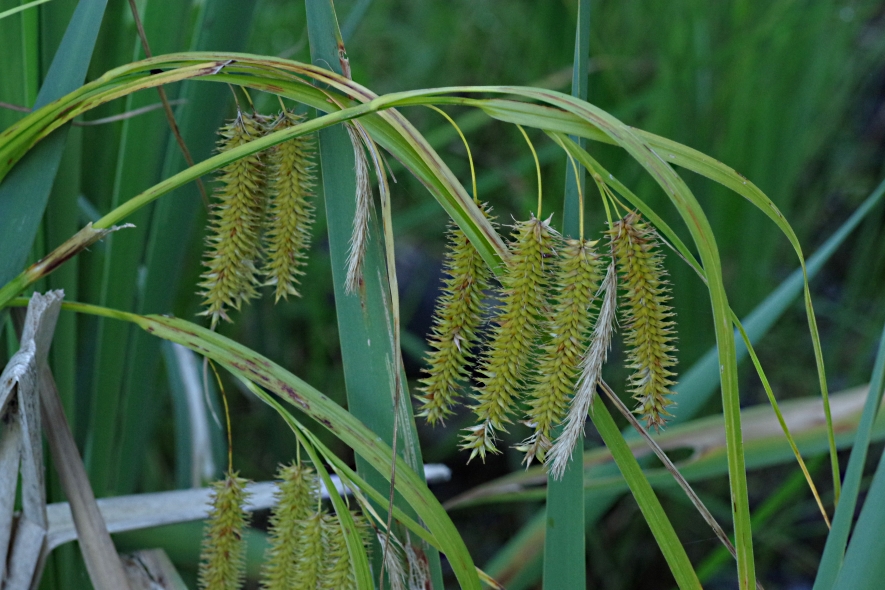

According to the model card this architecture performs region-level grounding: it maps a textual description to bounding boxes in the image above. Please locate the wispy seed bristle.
[416,204,493,426]
[609,212,677,430]
[461,215,557,462]
[199,111,267,323]
[344,123,372,294]
[518,238,601,465]
[261,111,316,301]
[548,261,617,479]
[198,472,250,590]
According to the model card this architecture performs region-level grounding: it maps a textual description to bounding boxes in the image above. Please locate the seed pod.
[416,206,492,425]
[260,463,320,589]
[199,111,267,324]
[198,472,251,590]
[609,213,677,429]
[461,215,557,461]
[518,238,601,465]
[262,111,316,301]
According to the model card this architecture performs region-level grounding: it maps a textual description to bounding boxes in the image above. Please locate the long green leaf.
[544,3,589,589]
[589,397,701,589]
[114,0,258,495]
[87,0,195,496]
[304,2,444,586]
[0,0,51,22]
[818,320,885,589]
[0,0,108,287]
[43,301,481,590]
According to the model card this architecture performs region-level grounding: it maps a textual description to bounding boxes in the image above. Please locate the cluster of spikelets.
[197,465,370,590]
[416,211,677,472]
[199,109,316,325]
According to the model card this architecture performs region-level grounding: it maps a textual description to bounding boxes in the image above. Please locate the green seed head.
[519,238,601,464]
[198,472,251,590]
[416,204,493,425]
[318,511,371,590]
[609,213,677,430]
[199,111,267,324]
[261,111,316,301]
[260,463,320,589]
[461,215,557,461]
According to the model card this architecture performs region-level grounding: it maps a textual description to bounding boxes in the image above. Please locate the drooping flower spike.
[416,204,493,425]
[261,111,317,301]
[518,237,602,465]
[461,215,557,462]
[609,212,678,430]
[199,110,267,324]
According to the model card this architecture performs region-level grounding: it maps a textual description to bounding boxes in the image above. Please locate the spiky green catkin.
[318,511,370,590]
[518,239,601,464]
[199,111,267,323]
[262,112,316,301]
[198,472,250,590]
[292,512,325,589]
[461,216,557,461]
[609,213,678,429]
[416,206,492,425]
[260,463,319,589]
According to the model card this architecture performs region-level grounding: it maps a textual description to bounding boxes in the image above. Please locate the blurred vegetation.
[2,0,885,588]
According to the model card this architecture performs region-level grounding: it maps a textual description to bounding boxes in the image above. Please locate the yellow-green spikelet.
[199,111,267,323]
[318,511,370,589]
[260,463,319,590]
[291,512,325,589]
[416,206,492,425]
[461,215,556,461]
[198,472,251,590]
[519,238,601,464]
[609,213,677,429]
[262,112,316,301]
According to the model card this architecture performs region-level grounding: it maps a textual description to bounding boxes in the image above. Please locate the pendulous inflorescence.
[260,463,319,589]
[199,111,267,324]
[608,212,678,430]
[461,215,557,462]
[518,238,602,465]
[198,471,251,590]
[259,462,372,590]
[261,111,317,302]
[416,205,493,425]
[198,109,317,323]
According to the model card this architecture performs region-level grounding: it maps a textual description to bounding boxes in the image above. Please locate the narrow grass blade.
[0,0,108,288]
[816,320,885,590]
[114,0,258,495]
[588,396,701,589]
[544,3,590,589]
[87,0,195,496]
[43,300,482,590]
[0,0,52,22]
[304,1,444,586]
